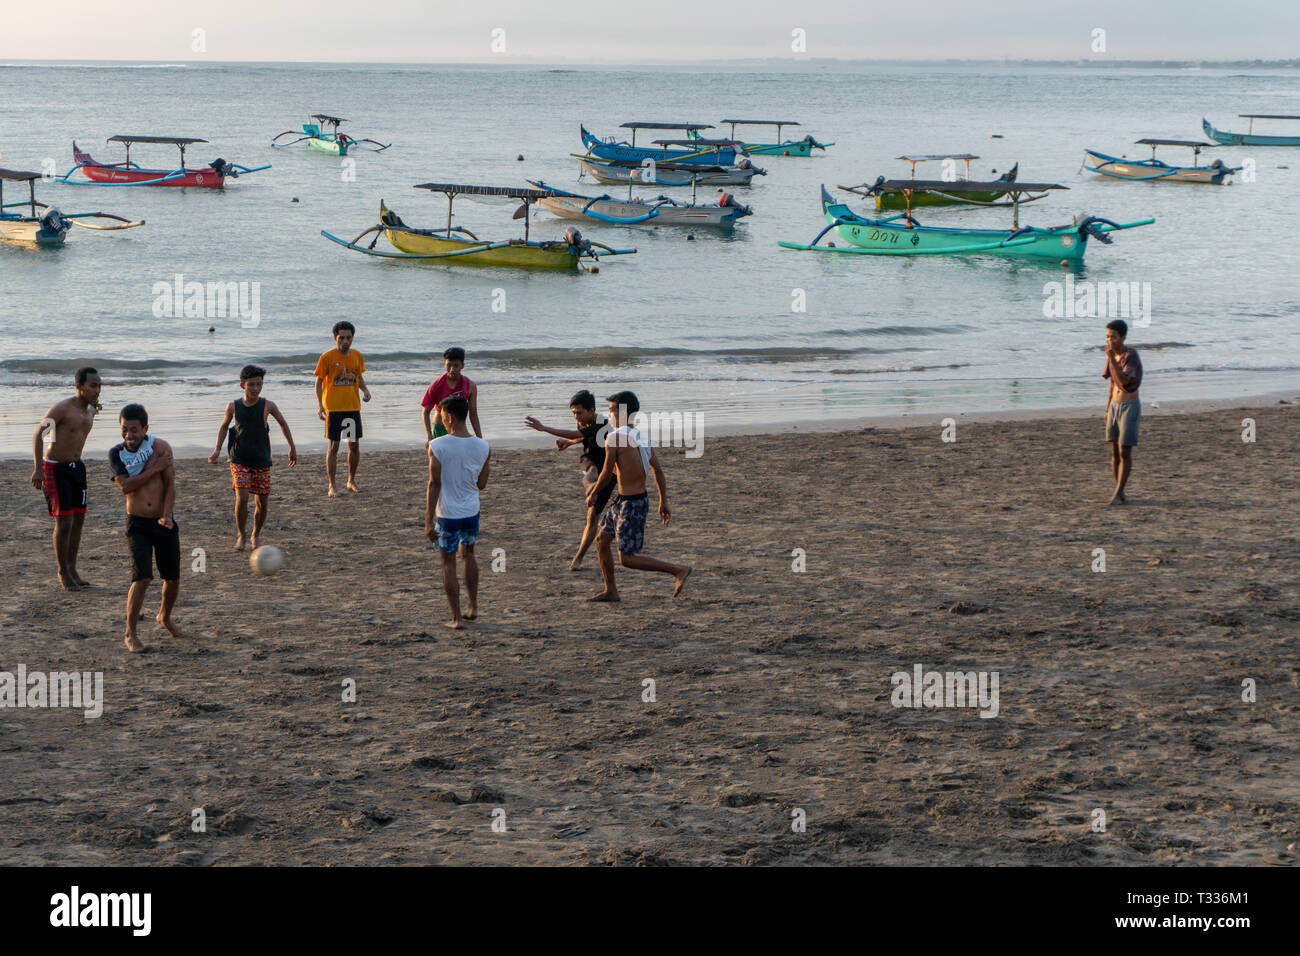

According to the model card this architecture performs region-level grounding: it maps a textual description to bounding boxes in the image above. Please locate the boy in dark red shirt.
[421,347,482,441]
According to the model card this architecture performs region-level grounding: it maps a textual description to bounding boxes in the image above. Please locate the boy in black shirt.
[524,389,611,570]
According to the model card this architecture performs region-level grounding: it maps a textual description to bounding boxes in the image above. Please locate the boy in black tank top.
[208,365,298,549]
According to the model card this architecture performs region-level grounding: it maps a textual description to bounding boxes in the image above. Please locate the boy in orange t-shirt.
[313,321,370,497]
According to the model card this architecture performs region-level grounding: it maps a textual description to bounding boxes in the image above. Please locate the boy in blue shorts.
[425,395,490,629]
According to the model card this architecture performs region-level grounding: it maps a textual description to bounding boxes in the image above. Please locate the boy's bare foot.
[72,571,91,588]
[327,485,338,499]
[1108,492,1126,506]
[464,607,478,620]
[346,481,361,494]
[444,619,464,630]
[569,556,583,571]
[588,591,620,602]
[234,535,246,551]
[156,612,181,637]
[249,534,259,549]
[124,631,144,653]
[58,572,80,592]
[673,567,693,597]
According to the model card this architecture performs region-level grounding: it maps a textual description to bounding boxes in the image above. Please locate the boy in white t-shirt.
[425,395,491,629]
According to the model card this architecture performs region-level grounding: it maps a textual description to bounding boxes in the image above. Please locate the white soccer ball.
[249,545,285,576]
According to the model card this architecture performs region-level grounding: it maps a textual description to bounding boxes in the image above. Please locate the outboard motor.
[1210,158,1226,170]
[1072,211,1121,245]
[210,158,234,178]
[717,192,751,219]
[736,157,768,176]
[564,226,590,253]
[40,207,67,238]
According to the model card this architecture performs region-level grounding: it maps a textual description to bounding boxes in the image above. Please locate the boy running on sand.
[1103,319,1143,506]
[524,389,611,570]
[108,404,179,652]
[587,391,691,601]
[31,367,101,590]
[314,321,370,497]
[208,365,298,549]
[425,396,490,629]
[421,347,482,441]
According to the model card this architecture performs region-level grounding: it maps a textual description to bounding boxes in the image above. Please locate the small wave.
[1078,341,1196,352]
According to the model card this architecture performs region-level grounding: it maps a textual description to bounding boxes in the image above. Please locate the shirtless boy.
[587,391,691,601]
[208,365,298,549]
[31,367,101,590]
[108,404,180,652]
[1103,319,1144,506]
[524,389,611,570]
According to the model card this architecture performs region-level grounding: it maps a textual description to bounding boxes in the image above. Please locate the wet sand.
[1,400,1297,865]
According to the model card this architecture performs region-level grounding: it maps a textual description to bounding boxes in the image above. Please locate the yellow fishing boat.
[322,184,636,271]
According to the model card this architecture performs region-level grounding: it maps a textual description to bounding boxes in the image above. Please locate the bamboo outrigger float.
[1203,115,1300,147]
[0,168,143,248]
[704,120,833,156]
[271,114,391,155]
[321,183,636,271]
[58,135,270,188]
[778,184,1154,262]
[1084,139,1241,184]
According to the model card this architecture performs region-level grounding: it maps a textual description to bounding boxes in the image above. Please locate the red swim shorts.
[230,462,271,495]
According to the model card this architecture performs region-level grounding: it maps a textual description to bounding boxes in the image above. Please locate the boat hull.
[0,217,66,247]
[385,227,580,270]
[741,140,814,156]
[1203,118,1300,147]
[578,158,755,186]
[824,202,1086,260]
[308,136,346,155]
[73,149,225,188]
[582,126,738,166]
[874,187,1016,209]
[1085,150,1233,184]
[537,194,742,227]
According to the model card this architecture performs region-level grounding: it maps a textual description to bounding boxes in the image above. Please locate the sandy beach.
[1,399,1297,866]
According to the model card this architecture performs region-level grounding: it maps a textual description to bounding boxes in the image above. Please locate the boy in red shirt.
[421,347,482,441]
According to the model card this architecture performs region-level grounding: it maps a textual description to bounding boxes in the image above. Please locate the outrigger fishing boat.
[321,183,636,271]
[271,114,390,155]
[697,120,833,156]
[581,123,741,166]
[853,155,1030,209]
[1,168,143,247]
[778,184,1154,262]
[528,180,751,227]
[60,135,270,188]
[1203,115,1300,147]
[576,156,764,186]
[1084,139,1240,184]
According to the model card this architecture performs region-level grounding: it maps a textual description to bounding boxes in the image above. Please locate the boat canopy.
[414,182,551,200]
[620,122,713,130]
[1136,139,1216,148]
[897,154,979,162]
[108,135,208,145]
[312,114,346,124]
[651,138,737,147]
[0,168,42,181]
[1238,114,1300,120]
[719,119,799,126]
[876,179,1067,193]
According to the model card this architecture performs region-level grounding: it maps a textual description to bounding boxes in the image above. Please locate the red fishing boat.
[60,135,270,188]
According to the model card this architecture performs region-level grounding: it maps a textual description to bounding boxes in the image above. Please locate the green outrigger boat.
[852,155,1039,210]
[778,184,1154,262]
[271,114,390,156]
[698,120,833,156]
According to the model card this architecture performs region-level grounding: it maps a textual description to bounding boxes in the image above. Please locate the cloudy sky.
[4,0,1297,62]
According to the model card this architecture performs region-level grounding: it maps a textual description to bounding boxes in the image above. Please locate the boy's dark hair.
[443,347,466,363]
[606,390,640,415]
[332,321,356,338]
[240,364,266,383]
[569,389,596,411]
[75,366,98,386]
[120,403,148,428]
[440,395,470,422]
[1106,319,1128,337]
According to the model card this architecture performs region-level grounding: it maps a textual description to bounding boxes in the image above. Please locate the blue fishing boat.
[1084,140,1240,184]
[778,185,1153,262]
[1203,115,1300,147]
[581,123,740,166]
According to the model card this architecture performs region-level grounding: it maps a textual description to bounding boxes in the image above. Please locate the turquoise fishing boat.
[581,123,740,166]
[1084,140,1240,184]
[1203,115,1300,147]
[272,114,390,155]
[778,185,1154,262]
[698,120,833,156]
